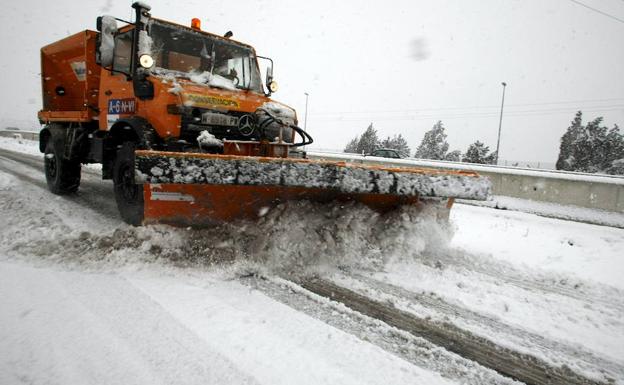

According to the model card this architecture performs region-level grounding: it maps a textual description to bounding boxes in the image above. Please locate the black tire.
[113,142,144,226]
[44,137,81,194]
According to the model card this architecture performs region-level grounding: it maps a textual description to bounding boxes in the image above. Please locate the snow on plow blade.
[135,150,491,225]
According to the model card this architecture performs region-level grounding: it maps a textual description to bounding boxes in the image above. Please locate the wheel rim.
[46,153,57,179]
[120,164,138,202]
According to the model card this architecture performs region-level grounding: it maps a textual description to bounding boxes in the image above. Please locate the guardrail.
[2,130,622,212]
[0,129,39,141]
[308,151,624,213]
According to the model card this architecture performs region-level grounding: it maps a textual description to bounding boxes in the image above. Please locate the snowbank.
[451,203,624,289]
[461,195,624,228]
[0,135,40,156]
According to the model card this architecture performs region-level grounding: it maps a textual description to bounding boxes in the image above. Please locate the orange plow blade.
[135,150,491,225]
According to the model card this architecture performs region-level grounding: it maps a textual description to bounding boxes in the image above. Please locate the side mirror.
[265,66,278,93]
[265,66,273,85]
[97,15,118,68]
[257,55,276,95]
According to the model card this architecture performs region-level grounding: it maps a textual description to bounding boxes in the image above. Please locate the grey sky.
[1,0,622,164]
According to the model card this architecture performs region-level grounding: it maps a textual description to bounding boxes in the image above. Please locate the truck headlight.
[139,54,154,69]
[269,80,278,93]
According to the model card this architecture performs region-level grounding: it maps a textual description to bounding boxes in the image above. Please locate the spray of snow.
[0,166,452,276]
[244,201,453,275]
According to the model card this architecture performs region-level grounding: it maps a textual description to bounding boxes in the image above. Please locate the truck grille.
[180,109,260,142]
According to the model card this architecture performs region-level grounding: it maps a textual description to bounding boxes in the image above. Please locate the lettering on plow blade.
[149,190,195,202]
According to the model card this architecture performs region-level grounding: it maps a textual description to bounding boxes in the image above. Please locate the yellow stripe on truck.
[183,93,240,109]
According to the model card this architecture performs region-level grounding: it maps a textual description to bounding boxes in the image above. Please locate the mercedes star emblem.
[238,114,255,136]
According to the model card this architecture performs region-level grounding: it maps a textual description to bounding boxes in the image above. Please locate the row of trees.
[556,111,624,175]
[344,121,498,164]
[343,112,623,174]
[344,124,412,157]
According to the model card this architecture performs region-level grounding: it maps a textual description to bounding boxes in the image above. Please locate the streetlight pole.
[303,92,309,151]
[495,82,507,165]
[304,92,309,132]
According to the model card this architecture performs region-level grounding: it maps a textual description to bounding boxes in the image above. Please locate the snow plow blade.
[135,150,491,225]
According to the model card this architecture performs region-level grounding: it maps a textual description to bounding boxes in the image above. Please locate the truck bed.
[39,30,100,123]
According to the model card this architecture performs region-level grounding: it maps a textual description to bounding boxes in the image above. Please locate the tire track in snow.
[421,249,624,314]
[244,275,520,385]
[296,277,607,385]
[0,148,119,220]
[344,272,624,382]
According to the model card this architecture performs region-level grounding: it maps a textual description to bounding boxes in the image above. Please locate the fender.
[96,116,154,180]
[108,116,154,148]
[39,124,65,153]
[39,127,51,153]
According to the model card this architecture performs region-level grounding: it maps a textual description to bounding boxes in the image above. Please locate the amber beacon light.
[191,18,201,30]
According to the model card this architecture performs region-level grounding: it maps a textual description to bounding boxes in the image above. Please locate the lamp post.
[304,92,309,132]
[495,82,507,165]
[303,92,309,150]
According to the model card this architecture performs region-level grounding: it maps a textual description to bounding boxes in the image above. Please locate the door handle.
[105,90,112,96]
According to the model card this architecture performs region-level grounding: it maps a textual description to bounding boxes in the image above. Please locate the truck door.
[98,29,137,131]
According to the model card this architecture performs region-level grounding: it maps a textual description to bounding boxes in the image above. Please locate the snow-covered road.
[2,260,464,385]
[1,136,623,384]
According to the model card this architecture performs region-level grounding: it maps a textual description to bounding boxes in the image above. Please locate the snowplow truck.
[37,2,490,226]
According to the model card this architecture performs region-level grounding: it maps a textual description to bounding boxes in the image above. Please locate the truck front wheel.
[113,142,144,226]
[44,137,81,194]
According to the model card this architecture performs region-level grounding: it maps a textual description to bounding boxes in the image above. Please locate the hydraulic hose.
[256,108,313,147]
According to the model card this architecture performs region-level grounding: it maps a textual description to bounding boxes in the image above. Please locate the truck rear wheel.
[113,142,144,226]
[44,137,81,194]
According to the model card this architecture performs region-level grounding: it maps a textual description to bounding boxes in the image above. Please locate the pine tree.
[444,150,462,162]
[574,117,608,173]
[485,150,497,165]
[608,159,624,175]
[556,111,624,174]
[381,134,411,157]
[605,124,624,174]
[414,121,450,160]
[462,141,495,164]
[356,123,381,154]
[344,136,359,153]
[556,111,584,171]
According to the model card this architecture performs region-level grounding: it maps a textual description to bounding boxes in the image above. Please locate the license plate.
[201,112,239,127]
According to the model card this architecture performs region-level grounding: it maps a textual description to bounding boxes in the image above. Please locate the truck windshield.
[148,21,264,94]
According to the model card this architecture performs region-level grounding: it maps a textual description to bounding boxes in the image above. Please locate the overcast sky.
[0,0,622,164]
